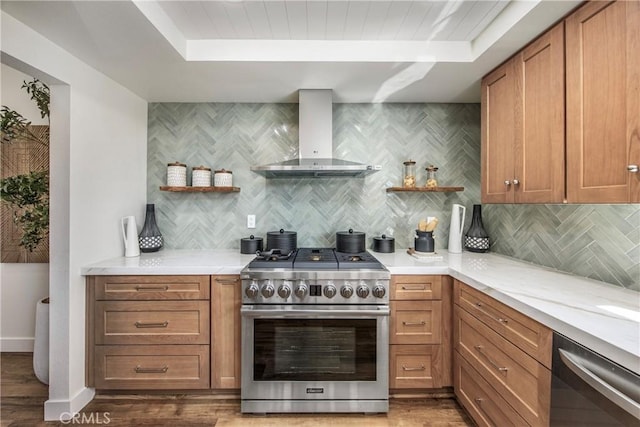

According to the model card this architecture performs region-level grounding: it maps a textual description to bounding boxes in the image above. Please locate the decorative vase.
[464,204,490,253]
[33,297,49,384]
[138,204,163,252]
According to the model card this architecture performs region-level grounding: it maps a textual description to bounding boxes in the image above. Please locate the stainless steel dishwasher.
[550,332,640,426]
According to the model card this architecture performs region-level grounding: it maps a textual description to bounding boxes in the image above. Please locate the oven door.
[241,304,389,402]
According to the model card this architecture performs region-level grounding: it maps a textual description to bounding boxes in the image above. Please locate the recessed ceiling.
[157,0,508,41]
[0,0,581,103]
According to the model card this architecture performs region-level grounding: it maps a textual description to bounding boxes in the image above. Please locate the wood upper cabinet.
[482,22,565,204]
[566,0,640,203]
[211,275,242,389]
[481,60,517,203]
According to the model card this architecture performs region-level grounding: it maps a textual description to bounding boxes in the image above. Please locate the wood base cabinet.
[389,275,452,390]
[211,275,241,389]
[453,280,551,426]
[87,275,211,390]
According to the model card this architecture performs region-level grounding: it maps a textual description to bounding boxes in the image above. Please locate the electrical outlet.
[247,214,256,229]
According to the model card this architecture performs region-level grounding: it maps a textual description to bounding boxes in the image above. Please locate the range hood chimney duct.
[251,89,380,178]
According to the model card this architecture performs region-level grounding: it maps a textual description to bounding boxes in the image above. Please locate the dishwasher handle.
[559,348,640,420]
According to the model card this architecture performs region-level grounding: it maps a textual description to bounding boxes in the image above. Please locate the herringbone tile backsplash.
[485,204,639,291]
[147,103,639,291]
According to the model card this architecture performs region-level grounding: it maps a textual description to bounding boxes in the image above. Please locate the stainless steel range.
[240,248,390,414]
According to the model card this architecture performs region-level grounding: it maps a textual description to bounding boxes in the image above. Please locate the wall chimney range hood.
[251,89,380,178]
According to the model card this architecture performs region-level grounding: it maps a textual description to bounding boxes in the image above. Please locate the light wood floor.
[1,353,473,426]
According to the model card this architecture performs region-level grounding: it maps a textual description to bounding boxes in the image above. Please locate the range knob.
[372,284,386,298]
[261,281,275,298]
[294,282,308,299]
[340,284,354,298]
[323,284,337,298]
[245,281,259,299]
[278,283,292,299]
[356,283,370,298]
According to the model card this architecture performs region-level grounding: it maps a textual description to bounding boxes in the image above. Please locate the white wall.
[1,11,148,421]
[0,64,50,352]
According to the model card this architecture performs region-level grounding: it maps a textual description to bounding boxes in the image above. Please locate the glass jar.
[425,165,438,188]
[403,160,416,188]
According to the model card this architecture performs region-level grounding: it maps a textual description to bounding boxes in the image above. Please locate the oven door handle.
[558,348,640,420]
[241,307,389,318]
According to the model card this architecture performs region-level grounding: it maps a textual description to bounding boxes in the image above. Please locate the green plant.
[0,171,49,251]
[1,79,49,145]
[0,78,50,252]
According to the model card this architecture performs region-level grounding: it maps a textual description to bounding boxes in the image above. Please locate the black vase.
[464,204,490,253]
[138,204,163,252]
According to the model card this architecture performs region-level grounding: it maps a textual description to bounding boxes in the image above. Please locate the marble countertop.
[82,249,640,374]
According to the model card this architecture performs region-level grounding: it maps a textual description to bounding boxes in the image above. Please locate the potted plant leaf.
[1,78,50,383]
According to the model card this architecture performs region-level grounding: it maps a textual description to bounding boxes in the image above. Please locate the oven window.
[253,319,377,381]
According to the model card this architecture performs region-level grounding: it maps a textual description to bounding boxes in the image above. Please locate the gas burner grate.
[255,249,294,261]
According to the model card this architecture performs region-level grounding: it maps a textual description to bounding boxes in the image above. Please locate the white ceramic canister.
[192,165,212,187]
[214,169,233,187]
[167,161,187,186]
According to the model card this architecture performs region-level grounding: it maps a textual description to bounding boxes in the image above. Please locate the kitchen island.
[83,249,640,376]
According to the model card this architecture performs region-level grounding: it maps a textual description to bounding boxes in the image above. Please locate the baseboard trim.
[44,387,95,421]
[0,337,34,352]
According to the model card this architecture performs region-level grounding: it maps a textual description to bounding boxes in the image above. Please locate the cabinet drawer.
[455,351,528,427]
[95,301,209,345]
[391,275,442,300]
[390,345,443,389]
[454,280,552,368]
[390,300,442,345]
[95,275,210,300]
[93,345,209,389]
[455,307,550,426]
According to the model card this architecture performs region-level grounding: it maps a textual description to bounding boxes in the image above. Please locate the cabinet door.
[211,275,241,389]
[566,0,640,202]
[481,60,517,203]
[515,23,565,203]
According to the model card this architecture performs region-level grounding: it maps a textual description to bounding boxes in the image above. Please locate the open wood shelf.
[159,186,240,193]
[386,186,464,193]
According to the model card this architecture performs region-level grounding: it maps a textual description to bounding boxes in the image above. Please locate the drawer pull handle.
[215,278,238,284]
[402,320,426,326]
[135,286,169,292]
[401,285,426,291]
[134,321,169,328]
[474,397,497,425]
[474,345,508,373]
[473,302,509,324]
[402,365,425,371]
[135,365,168,374]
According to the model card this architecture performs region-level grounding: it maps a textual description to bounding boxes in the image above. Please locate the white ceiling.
[158,0,508,41]
[0,1,581,103]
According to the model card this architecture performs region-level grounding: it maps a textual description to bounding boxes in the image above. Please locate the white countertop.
[81,249,257,275]
[82,249,640,374]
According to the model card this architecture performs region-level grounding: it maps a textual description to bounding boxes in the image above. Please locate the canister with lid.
[425,165,439,188]
[214,169,233,187]
[192,166,211,187]
[167,162,187,187]
[403,160,416,188]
